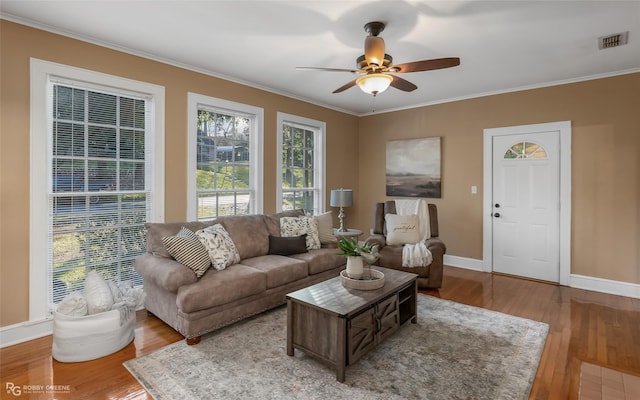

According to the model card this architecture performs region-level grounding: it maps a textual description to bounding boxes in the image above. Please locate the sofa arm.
[135,253,197,293]
[425,237,446,254]
[424,237,446,288]
[365,233,386,249]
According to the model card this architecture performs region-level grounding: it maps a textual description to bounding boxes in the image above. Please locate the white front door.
[491,130,560,282]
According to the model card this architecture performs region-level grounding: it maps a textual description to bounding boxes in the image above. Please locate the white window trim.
[187,93,263,220]
[29,58,165,322]
[276,112,326,213]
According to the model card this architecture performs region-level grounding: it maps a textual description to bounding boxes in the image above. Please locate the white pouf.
[52,306,136,363]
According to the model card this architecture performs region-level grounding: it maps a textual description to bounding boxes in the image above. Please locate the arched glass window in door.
[504,142,548,159]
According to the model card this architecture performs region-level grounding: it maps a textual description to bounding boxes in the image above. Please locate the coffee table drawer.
[348,306,376,363]
[348,293,399,364]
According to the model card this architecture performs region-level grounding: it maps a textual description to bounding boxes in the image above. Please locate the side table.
[333,228,363,241]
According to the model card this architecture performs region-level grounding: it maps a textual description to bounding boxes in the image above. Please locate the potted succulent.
[337,237,378,280]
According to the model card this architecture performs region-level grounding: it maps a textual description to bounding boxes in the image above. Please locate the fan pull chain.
[371,94,377,113]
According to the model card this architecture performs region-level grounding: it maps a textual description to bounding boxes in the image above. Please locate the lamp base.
[337,207,346,232]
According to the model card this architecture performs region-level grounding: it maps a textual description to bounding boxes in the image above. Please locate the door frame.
[482,121,572,285]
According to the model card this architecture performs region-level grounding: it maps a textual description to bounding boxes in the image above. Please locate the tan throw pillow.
[196,224,241,271]
[280,216,321,250]
[162,227,212,277]
[315,211,337,244]
[385,214,420,246]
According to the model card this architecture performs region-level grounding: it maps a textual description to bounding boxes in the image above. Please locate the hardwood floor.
[1,265,639,399]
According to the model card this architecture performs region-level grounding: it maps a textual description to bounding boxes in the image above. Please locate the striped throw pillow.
[162,227,211,277]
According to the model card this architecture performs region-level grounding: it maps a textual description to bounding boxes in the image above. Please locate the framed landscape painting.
[386,137,441,198]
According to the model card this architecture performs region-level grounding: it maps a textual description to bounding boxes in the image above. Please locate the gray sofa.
[135,209,345,344]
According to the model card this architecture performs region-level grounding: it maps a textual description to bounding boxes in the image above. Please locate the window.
[30,59,165,320]
[187,93,263,220]
[504,142,548,159]
[277,113,326,214]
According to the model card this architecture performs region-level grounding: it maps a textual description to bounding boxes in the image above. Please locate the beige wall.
[0,21,359,326]
[2,20,639,329]
[355,73,640,285]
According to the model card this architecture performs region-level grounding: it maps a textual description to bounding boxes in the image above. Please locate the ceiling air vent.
[598,31,629,49]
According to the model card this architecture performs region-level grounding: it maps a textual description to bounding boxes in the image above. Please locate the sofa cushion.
[216,215,270,260]
[196,224,240,271]
[268,235,308,256]
[162,227,211,277]
[280,216,321,250]
[240,255,308,289]
[145,221,213,258]
[176,264,267,313]
[263,209,305,236]
[290,248,345,275]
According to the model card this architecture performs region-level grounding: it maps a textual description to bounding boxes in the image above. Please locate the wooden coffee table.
[286,266,418,382]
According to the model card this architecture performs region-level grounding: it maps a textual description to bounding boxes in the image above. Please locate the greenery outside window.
[276,113,326,214]
[188,93,263,220]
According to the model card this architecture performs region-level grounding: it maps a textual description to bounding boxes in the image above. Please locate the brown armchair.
[365,201,446,289]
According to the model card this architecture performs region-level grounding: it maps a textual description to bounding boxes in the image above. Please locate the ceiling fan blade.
[390,75,418,92]
[332,79,358,94]
[392,57,460,73]
[296,66,360,73]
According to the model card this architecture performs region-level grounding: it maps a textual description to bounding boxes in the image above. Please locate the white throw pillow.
[56,291,88,317]
[196,224,241,271]
[385,214,421,246]
[280,216,321,250]
[163,227,212,277]
[84,270,114,315]
[315,211,337,244]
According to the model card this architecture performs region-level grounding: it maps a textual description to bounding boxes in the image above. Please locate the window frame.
[276,112,326,214]
[187,93,264,220]
[29,58,165,321]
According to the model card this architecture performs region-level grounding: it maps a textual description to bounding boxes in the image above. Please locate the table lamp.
[330,189,353,232]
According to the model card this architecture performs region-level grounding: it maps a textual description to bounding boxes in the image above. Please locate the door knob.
[494,213,501,218]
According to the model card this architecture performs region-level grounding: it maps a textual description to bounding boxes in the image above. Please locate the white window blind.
[48,81,151,304]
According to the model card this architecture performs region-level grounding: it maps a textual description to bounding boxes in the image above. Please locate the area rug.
[124,295,548,400]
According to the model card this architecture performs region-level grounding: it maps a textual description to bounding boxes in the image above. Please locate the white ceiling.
[2,1,639,115]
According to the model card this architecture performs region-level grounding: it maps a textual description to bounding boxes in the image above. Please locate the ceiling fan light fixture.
[364,36,385,66]
[356,73,393,95]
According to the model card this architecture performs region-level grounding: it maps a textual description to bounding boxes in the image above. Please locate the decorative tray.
[340,269,385,290]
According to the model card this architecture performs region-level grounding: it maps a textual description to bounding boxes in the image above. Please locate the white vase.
[346,256,364,280]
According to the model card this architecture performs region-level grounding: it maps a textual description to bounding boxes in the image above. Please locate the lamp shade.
[330,189,353,208]
[356,74,393,95]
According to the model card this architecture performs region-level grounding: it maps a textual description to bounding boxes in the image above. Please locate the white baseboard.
[444,255,484,271]
[570,274,640,299]
[0,318,52,349]
[444,255,640,299]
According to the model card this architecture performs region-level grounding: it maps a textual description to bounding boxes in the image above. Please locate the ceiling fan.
[297,21,460,96]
